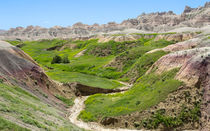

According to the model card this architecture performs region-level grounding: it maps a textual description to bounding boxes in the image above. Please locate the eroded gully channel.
[68,81,142,131]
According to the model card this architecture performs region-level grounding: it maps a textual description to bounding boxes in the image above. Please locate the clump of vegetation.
[62,56,70,63]
[79,68,182,122]
[51,55,62,64]
[141,102,201,129]
[51,55,70,64]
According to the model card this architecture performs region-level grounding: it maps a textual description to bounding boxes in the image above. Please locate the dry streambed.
[68,82,140,131]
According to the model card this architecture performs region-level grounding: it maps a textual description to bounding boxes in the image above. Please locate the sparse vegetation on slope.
[141,102,201,129]
[0,83,83,131]
[0,116,30,131]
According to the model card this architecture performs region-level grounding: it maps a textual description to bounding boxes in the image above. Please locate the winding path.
[68,82,140,131]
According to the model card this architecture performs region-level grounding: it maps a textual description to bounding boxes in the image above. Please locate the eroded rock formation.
[0,2,210,40]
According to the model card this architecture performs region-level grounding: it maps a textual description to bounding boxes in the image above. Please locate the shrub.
[62,56,70,63]
[51,55,62,64]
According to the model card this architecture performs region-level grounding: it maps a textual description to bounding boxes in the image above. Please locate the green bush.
[51,55,70,64]
[62,56,70,63]
[51,55,62,64]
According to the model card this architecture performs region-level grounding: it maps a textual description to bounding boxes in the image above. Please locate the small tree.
[51,55,62,64]
[62,56,70,64]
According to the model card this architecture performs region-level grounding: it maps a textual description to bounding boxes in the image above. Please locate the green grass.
[56,95,74,106]
[79,68,182,122]
[47,71,122,89]
[8,39,122,89]
[0,116,30,131]
[123,50,168,82]
[0,83,83,131]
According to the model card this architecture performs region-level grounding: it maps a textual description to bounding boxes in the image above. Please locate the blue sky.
[0,0,208,29]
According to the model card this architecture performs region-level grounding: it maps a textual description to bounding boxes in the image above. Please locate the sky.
[0,0,209,30]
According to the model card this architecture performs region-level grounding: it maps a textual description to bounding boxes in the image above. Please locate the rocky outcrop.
[0,2,210,40]
[147,37,202,54]
[96,32,196,43]
[97,34,142,43]
[154,32,196,42]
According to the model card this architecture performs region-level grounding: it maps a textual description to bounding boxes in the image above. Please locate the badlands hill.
[0,2,210,40]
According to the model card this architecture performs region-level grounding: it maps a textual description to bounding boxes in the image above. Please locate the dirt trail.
[68,82,139,131]
[74,49,87,58]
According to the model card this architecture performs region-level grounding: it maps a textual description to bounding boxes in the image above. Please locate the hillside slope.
[0,41,83,130]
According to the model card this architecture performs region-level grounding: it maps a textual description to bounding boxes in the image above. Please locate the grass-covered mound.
[79,68,182,122]
[0,82,83,131]
[47,71,122,89]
